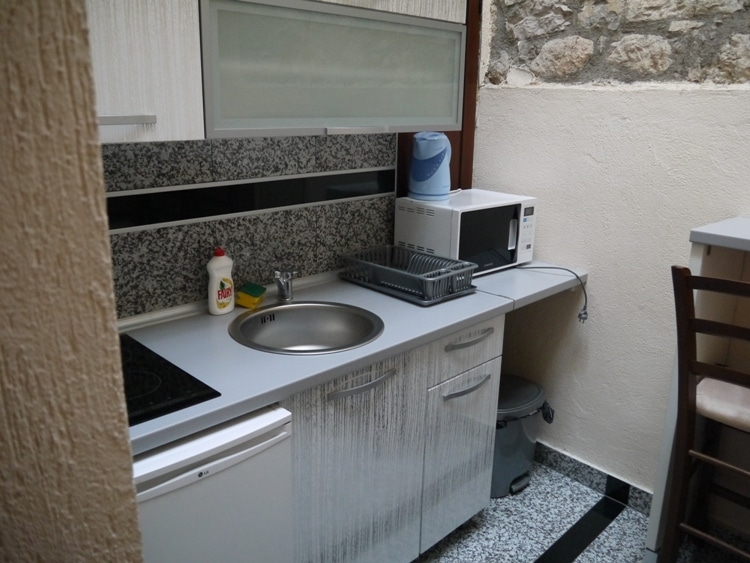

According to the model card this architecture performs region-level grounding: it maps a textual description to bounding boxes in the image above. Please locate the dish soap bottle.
[207,247,235,315]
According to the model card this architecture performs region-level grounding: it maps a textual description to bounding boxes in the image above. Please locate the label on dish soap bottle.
[215,278,234,309]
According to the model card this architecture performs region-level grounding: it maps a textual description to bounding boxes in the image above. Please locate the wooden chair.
[660,266,750,561]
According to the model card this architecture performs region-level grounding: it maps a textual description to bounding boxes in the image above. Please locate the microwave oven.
[394,189,537,276]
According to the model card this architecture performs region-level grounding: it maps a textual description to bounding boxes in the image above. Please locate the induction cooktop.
[120,334,220,426]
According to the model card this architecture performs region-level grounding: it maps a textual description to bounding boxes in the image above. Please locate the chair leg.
[659,426,695,562]
[690,418,721,530]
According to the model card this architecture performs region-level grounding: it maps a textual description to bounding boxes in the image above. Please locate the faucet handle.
[274,269,297,280]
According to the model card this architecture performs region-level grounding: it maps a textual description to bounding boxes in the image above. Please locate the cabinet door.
[420,358,502,553]
[86,0,204,142]
[201,0,465,137]
[280,348,429,563]
[427,315,505,388]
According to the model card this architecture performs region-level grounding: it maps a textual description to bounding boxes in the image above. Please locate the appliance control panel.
[518,206,536,262]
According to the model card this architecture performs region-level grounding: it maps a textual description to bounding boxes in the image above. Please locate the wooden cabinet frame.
[397,0,481,194]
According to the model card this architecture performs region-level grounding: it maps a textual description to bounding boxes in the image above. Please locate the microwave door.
[458,205,520,272]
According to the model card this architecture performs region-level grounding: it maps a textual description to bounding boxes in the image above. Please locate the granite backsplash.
[104,134,396,319]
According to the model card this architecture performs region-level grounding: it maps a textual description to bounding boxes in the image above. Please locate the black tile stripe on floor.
[534,477,629,563]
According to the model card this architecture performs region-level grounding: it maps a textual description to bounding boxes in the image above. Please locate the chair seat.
[697,378,750,433]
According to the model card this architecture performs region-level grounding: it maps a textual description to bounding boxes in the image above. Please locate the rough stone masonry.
[486,0,750,83]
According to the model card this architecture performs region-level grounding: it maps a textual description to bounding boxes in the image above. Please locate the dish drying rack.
[339,246,477,306]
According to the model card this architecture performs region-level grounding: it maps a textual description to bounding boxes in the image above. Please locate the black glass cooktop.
[120,334,220,426]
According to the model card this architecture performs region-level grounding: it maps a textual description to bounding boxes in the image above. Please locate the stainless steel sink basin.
[228,301,384,355]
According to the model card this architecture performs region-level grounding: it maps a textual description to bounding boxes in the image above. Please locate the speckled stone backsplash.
[102,134,396,192]
[106,135,396,318]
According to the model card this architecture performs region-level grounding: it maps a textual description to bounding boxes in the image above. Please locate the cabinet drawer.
[427,315,505,388]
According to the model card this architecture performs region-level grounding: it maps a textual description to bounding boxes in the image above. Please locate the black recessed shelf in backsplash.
[107,169,395,230]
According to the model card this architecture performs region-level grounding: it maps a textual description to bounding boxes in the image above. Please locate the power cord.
[517,265,589,323]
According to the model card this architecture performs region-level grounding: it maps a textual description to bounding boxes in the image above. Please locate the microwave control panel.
[518,205,536,262]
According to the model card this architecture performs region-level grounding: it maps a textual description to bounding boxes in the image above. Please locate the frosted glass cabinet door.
[280,349,429,563]
[420,358,502,553]
[201,0,465,137]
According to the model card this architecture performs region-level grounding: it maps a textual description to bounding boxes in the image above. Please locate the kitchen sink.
[228,301,384,355]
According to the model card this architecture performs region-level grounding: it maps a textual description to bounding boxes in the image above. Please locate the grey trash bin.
[491,374,554,498]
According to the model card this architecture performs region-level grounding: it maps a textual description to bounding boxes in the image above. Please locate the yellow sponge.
[236,282,266,309]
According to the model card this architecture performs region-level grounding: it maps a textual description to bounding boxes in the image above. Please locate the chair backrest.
[667,265,750,563]
[671,265,750,394]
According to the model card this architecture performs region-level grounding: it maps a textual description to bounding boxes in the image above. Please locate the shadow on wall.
[501,288,588,384]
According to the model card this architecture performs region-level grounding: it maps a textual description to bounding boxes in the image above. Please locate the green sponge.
[236,282,266,309]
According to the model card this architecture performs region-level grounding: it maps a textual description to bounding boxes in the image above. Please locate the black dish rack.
[340,245,477,306]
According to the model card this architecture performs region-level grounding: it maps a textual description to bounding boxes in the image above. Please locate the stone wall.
[486,0,750,83]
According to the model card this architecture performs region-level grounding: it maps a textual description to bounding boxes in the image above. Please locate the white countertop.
[689,217,750,252]
[126,261,587,455]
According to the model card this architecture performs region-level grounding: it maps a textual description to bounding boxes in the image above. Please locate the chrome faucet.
[274,270,296,302]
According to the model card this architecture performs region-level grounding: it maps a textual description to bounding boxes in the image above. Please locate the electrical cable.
[517,265,589,323]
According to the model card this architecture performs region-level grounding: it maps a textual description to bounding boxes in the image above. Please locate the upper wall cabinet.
[86,0,204,143]
[201,0,466,138]
[313,0,467,23]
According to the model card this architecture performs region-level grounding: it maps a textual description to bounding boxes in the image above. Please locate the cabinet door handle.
[442,373,492,401]
[444,327,494,352]
[97,114,157,126]
[327,368,397,401]
[326,126,389,135]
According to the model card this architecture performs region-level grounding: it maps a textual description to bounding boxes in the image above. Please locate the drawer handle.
[327,368,397,401]
[442,373,492,401]
[444,327,494,352]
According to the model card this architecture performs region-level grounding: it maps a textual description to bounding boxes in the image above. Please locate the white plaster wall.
[473,84,750,491]
[0,1,142,559]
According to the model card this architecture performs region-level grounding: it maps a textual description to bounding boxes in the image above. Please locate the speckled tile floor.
[415,462,742,563]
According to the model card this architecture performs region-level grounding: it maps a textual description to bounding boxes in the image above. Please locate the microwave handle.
[508,218,518,250]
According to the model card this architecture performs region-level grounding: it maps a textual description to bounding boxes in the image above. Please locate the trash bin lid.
[497,374,546,420]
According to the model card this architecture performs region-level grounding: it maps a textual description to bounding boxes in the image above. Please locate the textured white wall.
[473,84,750,491]
[0,1,141,559]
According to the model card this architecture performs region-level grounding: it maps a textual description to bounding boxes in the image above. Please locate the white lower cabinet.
[420,358,502,552]
[280,347,430,563]
[281,315,505,563]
